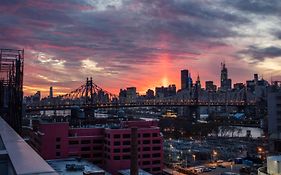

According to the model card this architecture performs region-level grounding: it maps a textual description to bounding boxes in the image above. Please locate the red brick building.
[28,119,163,175]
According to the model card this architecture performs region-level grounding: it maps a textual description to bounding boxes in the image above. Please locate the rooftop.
[47,158,109,175]
[0,117,58,175]
[118,169,152,175]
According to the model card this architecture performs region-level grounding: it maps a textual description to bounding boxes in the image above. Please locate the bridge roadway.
[26,100,256,112]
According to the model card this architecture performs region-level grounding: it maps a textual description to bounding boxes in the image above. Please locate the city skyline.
[1,0,281,96]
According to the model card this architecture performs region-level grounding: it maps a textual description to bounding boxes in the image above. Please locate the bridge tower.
[85,77,94,104]
[189,78,200,120]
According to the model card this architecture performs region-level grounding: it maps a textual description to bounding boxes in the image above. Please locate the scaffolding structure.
[0,49,24,133]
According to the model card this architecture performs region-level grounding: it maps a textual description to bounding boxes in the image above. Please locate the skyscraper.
[181,69,193,90]
[220,63,231,90]
[195,74,201,89]
[181,69,188,90]
[49,86,53,98]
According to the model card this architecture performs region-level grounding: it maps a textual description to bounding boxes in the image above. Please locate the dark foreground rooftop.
[0,117,58,175]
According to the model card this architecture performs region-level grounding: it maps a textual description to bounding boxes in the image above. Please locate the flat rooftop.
[118,169,152,175]
[0,117,58,175]
[47,158,109,175]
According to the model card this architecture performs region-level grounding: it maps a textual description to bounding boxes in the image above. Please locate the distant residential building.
[155,85,176,98]
[126,87,137,103]
[145,89,154,99]
[267,84,281,153]
[24,91,41,105]
[246,80,255,92]
[28,119,163,175]
[205,81,217,91]
[233,83,244,91]
[220,63,231,91]
[119,89,127,103]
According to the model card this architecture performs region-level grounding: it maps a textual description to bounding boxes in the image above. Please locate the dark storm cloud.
[273,31,281,40]
[240,45,281,61]
[226,0,281,15]
[134,0,248,23]
[1,0,277,95]
[0,0,247,67]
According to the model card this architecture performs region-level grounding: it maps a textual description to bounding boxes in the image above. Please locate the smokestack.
[130,127,138,175]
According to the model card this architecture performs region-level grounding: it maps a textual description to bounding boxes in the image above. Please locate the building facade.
[28,119,163,175]
[267,86,281,153]
[220,63,231,91]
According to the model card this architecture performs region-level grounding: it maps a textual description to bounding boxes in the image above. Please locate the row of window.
[69,139,103,145]
[112,146,161,153]
[112,153,161,160]
[106,133,159,139]
[81,146,103,151]
[111,139,161,146]
[69,138,161,146]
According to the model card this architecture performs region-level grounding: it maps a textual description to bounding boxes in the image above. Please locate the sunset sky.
[1,0,281,96]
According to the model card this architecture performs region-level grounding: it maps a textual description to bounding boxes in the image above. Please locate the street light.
[212,150,217,162]
[192,154,196,162]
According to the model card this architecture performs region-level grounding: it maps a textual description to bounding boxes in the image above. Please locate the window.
[56,152,60,157]
[143,161,150,165]
[152,140,161,144]
[114,149,120,153]
[152,146,161,151]
[123,134,130,138]
[93,146,103,150]
[69,140,79,145]
[114,141,120,146]
[143,147,150,151]
[143,140,150,144]
[81,140,91,144]
[56,145,61,149]
[123,155,130,160]
[152,133,158,137]
[142,154,150,158]
[114,156,120,160]
[56,137,61,142]
[114,134,120,138]
[93,139,103,144]
[152,160,160,165]
[143,133,150,137]
[123,148,130,153]
[81,147,91,151]
[123,141,130,145]
[152,153,161,158]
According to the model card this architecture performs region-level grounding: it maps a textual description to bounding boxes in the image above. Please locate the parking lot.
[200,164,243,175]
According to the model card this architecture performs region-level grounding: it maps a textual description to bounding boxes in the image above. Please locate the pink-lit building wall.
[29,119,163,175]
